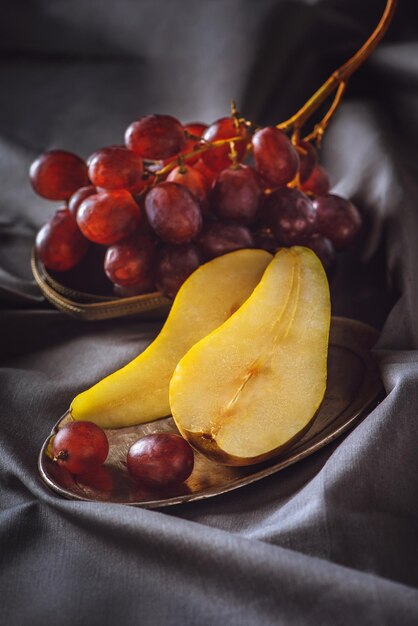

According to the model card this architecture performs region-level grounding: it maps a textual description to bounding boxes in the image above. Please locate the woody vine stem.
[152,0,397,180]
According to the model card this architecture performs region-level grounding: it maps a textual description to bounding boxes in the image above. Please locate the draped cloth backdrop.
[1,1,418,624]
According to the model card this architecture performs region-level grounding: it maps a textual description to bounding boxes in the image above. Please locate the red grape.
[68,185,96,218]
[163,122,208,167]
[125,114,186,160]
[87,146,143,190]
[104,234,155,288]
[156,244,202,299]
[129,172,155,198]
[145,182,202,244]
[167,164,209,212]
[264,187,317,244]
[211,165,261,224]
[253,228,279,254]
[302,233,336,273]
[301,165,331,196]
[313,194,362,250]
[52,421,109,475]
[181,122,207,164]
[30,150,89,200]
[252,127,299,187]
[77,190,142,245]
[201,117,247,173]
[36,208,89,271]
[127,433,194,487]
[184,122,207,138]
[136,208,158,239]
[193,159,218,190]
[198,221,254,259]
[113,281,156,297]
[297,140,318,183]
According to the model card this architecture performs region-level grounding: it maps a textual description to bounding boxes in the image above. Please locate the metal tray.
[38,317,382,509]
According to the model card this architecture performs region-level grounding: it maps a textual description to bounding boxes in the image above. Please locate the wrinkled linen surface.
[1,1,418,624]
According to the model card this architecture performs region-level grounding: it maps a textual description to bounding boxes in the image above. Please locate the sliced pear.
[170,246,331,465]
[70,249,272,428]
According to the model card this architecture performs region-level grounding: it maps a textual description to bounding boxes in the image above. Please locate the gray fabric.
[1,1,418,624]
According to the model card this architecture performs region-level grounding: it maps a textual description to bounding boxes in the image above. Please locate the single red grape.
[184,122,207,138]
[77,190,142,245]
[301,165,331,196]
[86,145,123,167]
[211,165,261,224]
[252,127,299,187]
[156,244,202,299]
[52,421,109,475]
[125,114,186,160]
[104,234,155,287]
[30,150,89,200]
[198,221,254,259]
[68,185,97,218]
[145,182,202,244]
[302,233,336,274]
[127,433,194,487]
[36,208,89,271]
[201,117,247,173]
[297,140,318,183]
[167,164,209,212]
[193,159,218,190]
[313,194,362,250]
[264,187,317,245]
[87,146,143,190]
[113,281,156,297]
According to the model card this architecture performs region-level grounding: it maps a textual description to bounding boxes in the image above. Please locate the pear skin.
[170,247,331,465]
[70,249,272,428]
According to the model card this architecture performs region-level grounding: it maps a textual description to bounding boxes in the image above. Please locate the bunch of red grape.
[31,113,362,299]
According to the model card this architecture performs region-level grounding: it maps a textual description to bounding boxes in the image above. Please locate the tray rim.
[38,316,383,509]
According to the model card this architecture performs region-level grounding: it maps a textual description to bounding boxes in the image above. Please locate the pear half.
[70,249,272,428]
[170,247,331,465]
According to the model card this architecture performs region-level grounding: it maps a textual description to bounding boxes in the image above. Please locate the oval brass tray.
[38,317,382,509]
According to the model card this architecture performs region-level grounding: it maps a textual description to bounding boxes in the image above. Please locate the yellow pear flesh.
[170,246,331,465]
[70,249,272,428]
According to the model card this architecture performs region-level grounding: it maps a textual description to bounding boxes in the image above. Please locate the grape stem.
[53,450,68,462]
[278,0,397,133]
[152,0,396,180]
[303,81,347,146]
[153,135,247,181]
